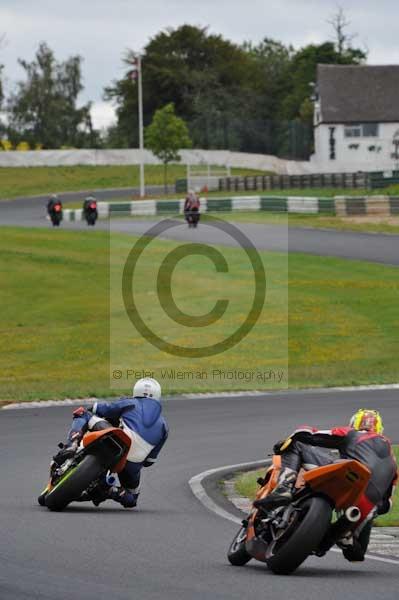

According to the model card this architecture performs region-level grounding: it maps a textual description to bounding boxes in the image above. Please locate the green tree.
[7,42,95,148]
[0,62,3,115]
[103,24,367,159]
[104,25,252,148]
[0,34,5,135]
[280,41,366,122]
[243,38,294,119]
[145,103,192,191]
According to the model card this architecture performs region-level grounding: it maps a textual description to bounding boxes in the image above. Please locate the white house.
[311,64,399,173]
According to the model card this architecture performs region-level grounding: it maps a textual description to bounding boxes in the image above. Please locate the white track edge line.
[188,460,399,567]
[3,382,399,410]
[189,461,259,525]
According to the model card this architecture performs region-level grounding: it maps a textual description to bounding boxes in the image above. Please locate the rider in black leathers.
[254,409,397,561]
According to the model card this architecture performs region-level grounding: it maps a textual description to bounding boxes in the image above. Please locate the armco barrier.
[63,195,399,222]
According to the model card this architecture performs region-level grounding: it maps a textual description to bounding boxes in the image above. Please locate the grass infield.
[216,211,399,235]
[234,446,399,527]
[0,227,398,401]
[0,165,268,200]
[2,163,399,203]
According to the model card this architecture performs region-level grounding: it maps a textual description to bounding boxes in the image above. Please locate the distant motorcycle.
[83,197,98,226]
[184,192,201,228]
[227,454,371,574]
[185,206,200,228]
[38,426,131,511]
[48,200,63,227]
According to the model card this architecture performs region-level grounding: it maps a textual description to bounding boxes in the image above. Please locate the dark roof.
[317,64,399,123]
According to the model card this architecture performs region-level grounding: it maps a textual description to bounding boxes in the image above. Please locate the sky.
[1,0,399,129]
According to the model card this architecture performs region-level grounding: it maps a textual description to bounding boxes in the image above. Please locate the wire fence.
[218,172,369,192]
[187,118,313,160]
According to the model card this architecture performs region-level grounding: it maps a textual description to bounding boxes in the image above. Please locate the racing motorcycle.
[83,198,98,226]
[185,206,200,228]
[38,427,131,511]
[227,455,371,575]
[49,201,63,226]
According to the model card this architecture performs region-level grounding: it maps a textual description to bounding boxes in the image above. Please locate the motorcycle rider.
[83,195,98,223]
[254,409,397,561]
[47,194,62,215]
[54,377,168,508]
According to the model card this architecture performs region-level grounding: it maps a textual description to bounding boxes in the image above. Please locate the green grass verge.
[211,184,399,197]
[2,162,399,202]
[210,212,399,234]
[0,165,270,200]
[234,446,399,527]
[1,227,399,401]
[235,468,265,500]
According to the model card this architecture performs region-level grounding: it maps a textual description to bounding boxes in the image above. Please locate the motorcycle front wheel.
[45,455,104,511]
[227,525,252,566]
[266,496,332,575]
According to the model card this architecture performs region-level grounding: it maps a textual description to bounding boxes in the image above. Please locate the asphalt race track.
[1,198,399,599]
[1,195,399,265]
[1,391,398,600]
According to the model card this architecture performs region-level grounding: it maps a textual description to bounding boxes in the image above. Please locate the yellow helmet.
[349,409,384,434]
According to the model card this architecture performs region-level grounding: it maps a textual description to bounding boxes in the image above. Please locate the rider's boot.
[253,467,297,510]
[109,486,139,508]
[341,521,372,562]
[52,432,82,466]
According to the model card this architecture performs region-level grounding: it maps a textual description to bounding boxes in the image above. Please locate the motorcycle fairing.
[303,460,371,509]
[82,428,131,473]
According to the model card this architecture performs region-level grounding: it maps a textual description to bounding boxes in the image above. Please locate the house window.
[363,123,379,137]
[344,123,379,138]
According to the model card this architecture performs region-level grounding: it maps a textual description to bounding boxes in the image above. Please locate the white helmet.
[133,377,161,401]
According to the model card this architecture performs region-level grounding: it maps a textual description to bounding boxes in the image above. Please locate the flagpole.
[137,54,145,198]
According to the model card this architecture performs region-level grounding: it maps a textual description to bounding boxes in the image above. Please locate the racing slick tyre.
[266,496,332,575]
[227,525,252,566]
[45,455,104,511]
[37,489,48,506]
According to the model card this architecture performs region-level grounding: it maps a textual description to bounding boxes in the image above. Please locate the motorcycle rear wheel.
[45,455,104,511]
[266,496,332,575]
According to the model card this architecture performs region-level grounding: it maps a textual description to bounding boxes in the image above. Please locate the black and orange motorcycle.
[48,201,63,226]
[227,455,371,574]
[38,428,131,511]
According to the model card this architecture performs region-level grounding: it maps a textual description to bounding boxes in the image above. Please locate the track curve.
[1,390,398,600]
[1,195,399,266]
[1,198,399,598]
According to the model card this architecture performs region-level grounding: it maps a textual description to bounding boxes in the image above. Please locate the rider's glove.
[273,437,293,454]
[72,406,87,418]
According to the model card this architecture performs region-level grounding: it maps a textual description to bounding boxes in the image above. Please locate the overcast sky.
[1,0,398,128]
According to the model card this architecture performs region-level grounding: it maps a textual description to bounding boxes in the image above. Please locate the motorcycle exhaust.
[345,506,361,523]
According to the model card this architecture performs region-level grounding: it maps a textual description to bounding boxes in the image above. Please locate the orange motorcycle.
[227,455,371,574]
[38,428,131,511]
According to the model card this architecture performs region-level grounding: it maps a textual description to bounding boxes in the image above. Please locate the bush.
[16,141,30,151]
